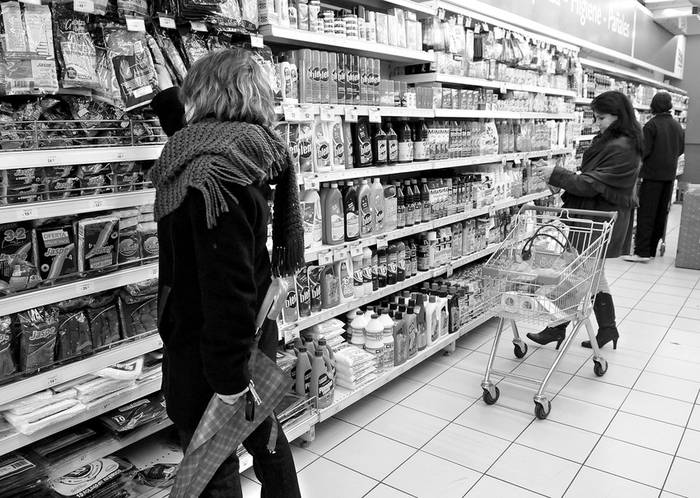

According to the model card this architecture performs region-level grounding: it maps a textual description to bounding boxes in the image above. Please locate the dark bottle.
[396,241,406,282]
[413,121,428,161]
[387,243,398,285]
[421,178,431,223]
[343,180,360,241]
[398,120,413,163]
[377,247,387,288]
[411,179,421,225]
[403,180,414,227]
[386,122,399,164]
[352,118,373,168]
[372,123,387,166]
[371,247,379,291]
[396,181,405,229]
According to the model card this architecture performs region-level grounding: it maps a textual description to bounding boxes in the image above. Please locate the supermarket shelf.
[47,417,174,480]
[574,134,597,142]
[276,103,435,119]
[0,190,155,222]
[433,109,576,120]
[299,149,572,185]
[319,312,493,421]
[328,0,437,16]
[0,377,162,457]
[575,97,651,112]
[395,73,577,97]
[0,333,162,406]
[0,145,164,170]
[259,25,434,64]
[0,263,159,316]
[580,58,687,96]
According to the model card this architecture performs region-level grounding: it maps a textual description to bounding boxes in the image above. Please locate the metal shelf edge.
[0,146,164,170]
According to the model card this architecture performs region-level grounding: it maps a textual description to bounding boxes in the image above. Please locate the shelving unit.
[0,263,159,316]
[0,145,164,170]
[259,25,434,63]
[433,109,575,120]
[574,97,652,113]
[395,73,576,97]
[0,333,162,406]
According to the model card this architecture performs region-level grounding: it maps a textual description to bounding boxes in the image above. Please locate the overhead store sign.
[463,0,683,77]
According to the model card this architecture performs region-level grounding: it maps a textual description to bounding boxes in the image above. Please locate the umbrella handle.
[255,278,288,331]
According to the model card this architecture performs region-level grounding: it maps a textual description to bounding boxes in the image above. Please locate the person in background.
[149,50,303,498]
[624,92,685,262]
[527,91,642,350]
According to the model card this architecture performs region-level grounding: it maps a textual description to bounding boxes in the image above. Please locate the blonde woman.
[150,49,303,497]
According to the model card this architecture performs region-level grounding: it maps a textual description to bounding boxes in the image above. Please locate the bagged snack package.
[94,47,124,107]
[0,315,16,381]
[1,168,43,205]
[52,4,99,90]
[152,30,187,85]
[118,280,157,337]
[86,292,121,349]
[137,221,158,262]
[0,222,37,294]
[116,0,148,18]
[96,356,143,380]
[78,163,112,195]
[113,209,141,266]
[104,28,158,111]
[55,309,92,362]
[288,123,301,175]
[77,216,120,274]
[42,166,80,200]
[16,306,59,372]
[32,223,77,283]
[98,392,166,433]
[112,161,144,192]
[179,32,209,68]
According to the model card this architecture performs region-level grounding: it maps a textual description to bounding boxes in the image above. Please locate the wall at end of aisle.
[680,36,700,184]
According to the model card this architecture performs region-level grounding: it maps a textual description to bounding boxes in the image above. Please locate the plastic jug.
[301,187,322,249]
[364,313,385,372]
[323,183,345,245]
[359,179,373,236]
[371,178,385,233]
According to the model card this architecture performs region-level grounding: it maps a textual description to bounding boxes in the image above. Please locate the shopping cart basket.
[479,205,617,419]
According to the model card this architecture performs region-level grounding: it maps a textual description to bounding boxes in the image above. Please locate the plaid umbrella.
[171,280,292,498]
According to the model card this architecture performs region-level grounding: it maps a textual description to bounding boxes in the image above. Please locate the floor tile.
[366,404,449,448]
[688,407,700,431]
[364,484,414,498]
[517,419,599,463]
[670,316,700,333]
[678,306,700,320]
[620,390,694,427]
[453,350,521,376]
[465,476,542,498]
[523,347,590,375]
[655,340,700,365]
[489,443,580,497]
[425,346,472,369]
[400,384,475,421]
[586,436,673,489]
[647,284,693,297]
[423,423,510,473]
[429,367,487,399]
[241,476,261,497]
[291,444,320,471]
[325,429,415,481]
[558,376,629,409]
[677,428,700,463]
[564,466,659,498]
[372,377,424,403]
[634,371,700,403]
[575,361,641,388]
[605,411,684,455]
[645,355,700,382]
[334,395,395,427]
[603,348,653,370]
[664,457,700,497]
[384,451,480,498]
[303,417,360,455]
[402,359,451,383]
[512,362,573,393]
[549,395,617,434]
[297,458,377,498]
[454,402,534,441]
[624,310,675,327]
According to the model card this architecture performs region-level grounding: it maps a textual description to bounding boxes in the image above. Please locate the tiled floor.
[244,206,700,497]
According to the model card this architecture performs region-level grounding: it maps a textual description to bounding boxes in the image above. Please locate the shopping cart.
[479,205,617,419]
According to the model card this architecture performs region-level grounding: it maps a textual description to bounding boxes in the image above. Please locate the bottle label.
[398,142,412,162]
[341,272,354,298]
[331,213,344,240]
[353,267,363,286]
[346,212,359,238]
[360,196,372,232]
[388,141,398,161]
[363,264,372,284]
[375,208,384,227]
[318,373,334,398]
[376,141,387,161]
[413,141,427,160]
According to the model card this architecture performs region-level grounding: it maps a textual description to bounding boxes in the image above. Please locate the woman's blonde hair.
[180,49,275,126]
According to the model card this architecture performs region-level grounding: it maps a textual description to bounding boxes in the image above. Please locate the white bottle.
[383,181,397,232]
[301,188,322,249]
[362,247,373,295]
[424,295,440,345]
[351,251,364,298]
[378,310,395,370]
[371,178,385,233]
[349,311,369,347]
[364,313,385,373]
[436,293,449,337]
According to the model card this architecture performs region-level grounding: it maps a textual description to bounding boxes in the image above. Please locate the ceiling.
[643,0,700,35]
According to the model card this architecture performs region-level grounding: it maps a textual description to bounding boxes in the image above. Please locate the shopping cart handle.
[518,204,618,222]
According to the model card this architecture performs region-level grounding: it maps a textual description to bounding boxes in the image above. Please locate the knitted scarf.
[150,119,305,277]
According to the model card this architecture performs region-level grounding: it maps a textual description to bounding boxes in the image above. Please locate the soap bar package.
[32,223,77,282]
[77,216,120,273]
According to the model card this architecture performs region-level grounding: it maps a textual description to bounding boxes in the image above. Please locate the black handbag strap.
[521,224,573,261]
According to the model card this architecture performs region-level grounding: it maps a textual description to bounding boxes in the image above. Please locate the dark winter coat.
[641,113,685,181]
[548,135,640,258]
[151,89,277,432]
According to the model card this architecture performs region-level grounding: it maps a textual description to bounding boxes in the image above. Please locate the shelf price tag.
[149,266,159,278]
[319,106,334,122]
[159,16,177,29]
[250,34,264,48]
[190,21,208,32]
[283,326,299,345]
[349,244,363,257]
[16,207,36,220]
[333,246,349,262]
[345,107,359,123]
[499,83,507,94]
[303,175,320,191]
[76,281,95,295]
[501,157,507,167]
[368,108,382,123]
[376,236,388,249]
[488,205,496,217]
[318,250,333,265]
[19,0,42,4]
[73,0,95,13]
[46,375,58,388]
[300,105,315,122]
[91,198,105,210]
[446,263,454,278]
[46,154,58,165]
[126,16,146,32]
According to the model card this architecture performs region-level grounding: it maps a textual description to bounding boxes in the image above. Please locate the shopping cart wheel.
[514,343,528,359]
[482,386,500,405]
[534,400,551,420]
[593,358,608,377]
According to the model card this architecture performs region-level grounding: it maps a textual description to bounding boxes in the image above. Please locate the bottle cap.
[371,313,379,319]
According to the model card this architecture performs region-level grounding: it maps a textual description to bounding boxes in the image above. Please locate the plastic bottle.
[371,178,385,233]
[393,311,407,366]
[427,231,437,268]
[377,247,387,288]
[351,251,364,298]
[371,247,379,291]
[386,122,398,164]
[320,264,340,309]
[364,313,385,372]
[335,256,354,303]
[323,183,345,245]
[362,247,373,295]
[383,182,397,232]
[379,310,395,370]
[282,275,299,324]
[420,178,431,223]
[425,295,440,345]
[409,239,418,276]
[358,179,373,236]
[387,243,398,285]
[349,310,368,346]
[437,291,449,337]
[411,179,422,225]
[448,286,461,334]
[396,181,406,229]
[403,180,414,227]
[343,180,360,242]
[405,307,418,358]
[414,294,428,351]
[392,240,404,283]
[372,124,387,166]
[310,349,334,408]
[398,120,413,163]
[295,346,312,395]
[301,187,323,249]
[413,120,428,161]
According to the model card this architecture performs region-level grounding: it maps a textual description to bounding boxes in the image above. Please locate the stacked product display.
[0,0,688,494]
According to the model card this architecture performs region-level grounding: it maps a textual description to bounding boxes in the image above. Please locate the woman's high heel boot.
[526,323,568,350]
[582,292,619,350]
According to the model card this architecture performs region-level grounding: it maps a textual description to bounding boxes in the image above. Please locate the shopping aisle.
[241,205,700,497]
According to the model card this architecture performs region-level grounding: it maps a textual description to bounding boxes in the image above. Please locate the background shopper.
[624,92,685,262]
[527,91,642,350]
[150,49,303,498]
